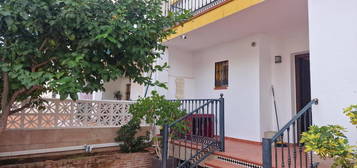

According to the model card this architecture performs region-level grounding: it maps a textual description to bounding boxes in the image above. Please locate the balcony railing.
[7,99,134,129]
[164,0,229,16]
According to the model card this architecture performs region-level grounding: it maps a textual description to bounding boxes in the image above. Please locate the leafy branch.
[0,0,190,132]
[300,107,357,168]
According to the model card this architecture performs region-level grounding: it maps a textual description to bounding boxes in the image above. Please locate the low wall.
[0,127,150,154]
[0,152,153,168]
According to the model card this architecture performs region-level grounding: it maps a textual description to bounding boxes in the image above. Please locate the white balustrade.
[7,99,135,129]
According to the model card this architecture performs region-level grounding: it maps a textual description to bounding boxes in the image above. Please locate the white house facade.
[1,0,356,167]
[153,0,357,145]
[49,0,356,167]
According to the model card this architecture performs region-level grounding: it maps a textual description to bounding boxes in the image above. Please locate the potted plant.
[116,91,186,167]
[114,90,122,100]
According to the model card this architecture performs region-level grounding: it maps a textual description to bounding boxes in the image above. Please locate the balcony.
[163,0,229,17]
[163,0,264,40]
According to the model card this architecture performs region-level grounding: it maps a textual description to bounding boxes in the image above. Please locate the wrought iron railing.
[7,99,134,129]
[161,95,225,168]
[163,0,229,16]
[262,99,319,168]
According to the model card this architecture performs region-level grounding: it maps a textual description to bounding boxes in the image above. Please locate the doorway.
[295,53,311,137]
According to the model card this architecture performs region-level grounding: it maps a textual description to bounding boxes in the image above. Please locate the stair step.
[213,153,263,167]
[205,159,246,168]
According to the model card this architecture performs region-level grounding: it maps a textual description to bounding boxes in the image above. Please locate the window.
[215,60,228,89]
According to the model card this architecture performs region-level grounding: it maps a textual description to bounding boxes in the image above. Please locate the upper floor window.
[215,60,228,89]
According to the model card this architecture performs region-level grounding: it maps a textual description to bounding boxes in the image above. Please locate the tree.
[0,0,189,133]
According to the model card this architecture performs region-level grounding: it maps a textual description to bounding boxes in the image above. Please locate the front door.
[295,53,311,138]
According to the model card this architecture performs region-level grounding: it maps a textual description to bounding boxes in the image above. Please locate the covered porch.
[165,98,331,168]
[161,0,310,143]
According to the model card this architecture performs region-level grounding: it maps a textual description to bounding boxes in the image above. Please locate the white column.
[308,0,357,144]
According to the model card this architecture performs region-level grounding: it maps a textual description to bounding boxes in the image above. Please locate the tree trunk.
[0,106,10,135]
[0,70,10,135]
[0,119,6,135]
[1,71,10,135]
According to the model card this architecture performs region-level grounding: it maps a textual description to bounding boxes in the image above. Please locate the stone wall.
[0,152,153,168]
[0,127,150,153]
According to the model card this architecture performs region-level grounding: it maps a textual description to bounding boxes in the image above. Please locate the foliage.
[117,91,186,157]
[344,105,357,126]
[300,107,357,168]
[129,91,186,127]
[0,0,190,130]
[114,90,122,100]
[115,119,151,153]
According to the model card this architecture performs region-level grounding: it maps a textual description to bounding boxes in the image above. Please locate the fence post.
[161,124,169,168]
[219,94,225,152]
[262,138,272,168]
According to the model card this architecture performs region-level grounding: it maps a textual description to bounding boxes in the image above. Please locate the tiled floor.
[214,139,262,165]
[205,159,246,168]
[172,138,333,168]
[208,139,332,168]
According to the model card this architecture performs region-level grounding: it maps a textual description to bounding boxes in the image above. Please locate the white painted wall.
[130,82,144,100]
[269,26,310,131]
[165,27,310,141]
[149,52,170,98]
[102,78,131,100]
[167,47,196,99]
[308,0,357,143]
[259,35,273,138]
[102,78,145,100]
[92,91,103,100]
[192,35,262,141]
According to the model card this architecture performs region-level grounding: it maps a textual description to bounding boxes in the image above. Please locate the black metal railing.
[163,0,228,16]
[161,94,225,168]
[262,99,319,168]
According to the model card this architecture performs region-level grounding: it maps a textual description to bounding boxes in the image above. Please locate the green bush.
[115,119,151,153]
[300,106,357,168]
[115,91,186,155]
[129,91,186,126]
[344,105,357,126]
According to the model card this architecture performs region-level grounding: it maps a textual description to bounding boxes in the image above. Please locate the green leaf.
[4,17,14,26]
[0,10,11,16]
[0,0,190,113]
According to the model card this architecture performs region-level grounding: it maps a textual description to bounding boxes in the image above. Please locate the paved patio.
[204,139,333,168]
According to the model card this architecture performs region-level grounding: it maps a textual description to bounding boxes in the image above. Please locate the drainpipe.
[0,142,123,157]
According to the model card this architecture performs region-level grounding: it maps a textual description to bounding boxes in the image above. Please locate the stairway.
[203,155,263,168]
[162,97,225,168]
[171,138,264,168]
[199,139,264,168]
[178,141,218,168]
[205,159,246,168]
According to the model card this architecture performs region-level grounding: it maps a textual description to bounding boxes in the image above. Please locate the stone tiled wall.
[0,127,150,153]
[0,152,153,168]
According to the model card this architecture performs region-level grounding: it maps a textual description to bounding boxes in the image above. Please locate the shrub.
[115,120,150,153]
[300,106,357,168]
[115,91,186,156]
[129,91,186,126]
[344,105,357,126]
